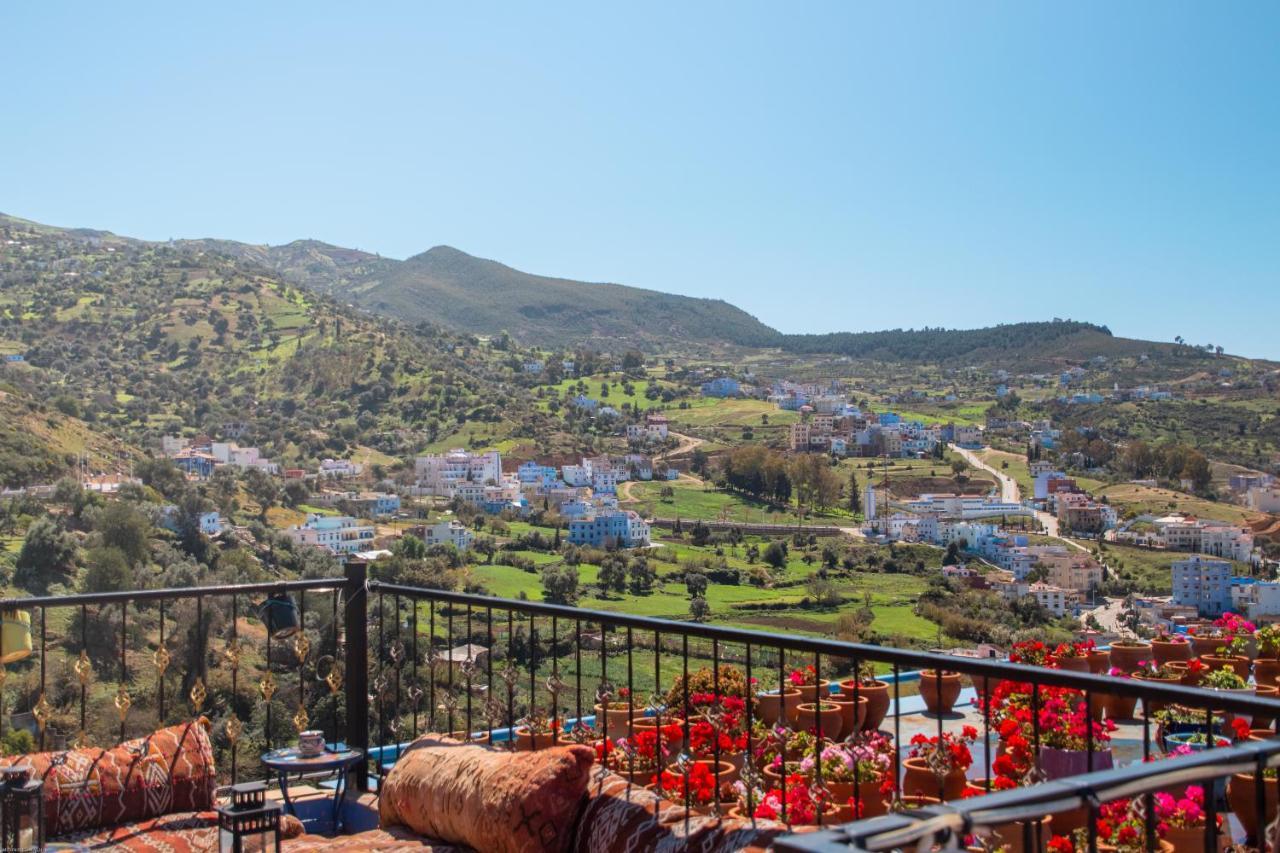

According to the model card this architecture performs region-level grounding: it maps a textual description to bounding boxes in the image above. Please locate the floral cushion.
[570,769,790,853]
[379,735,595,853]
[0,718,217,840]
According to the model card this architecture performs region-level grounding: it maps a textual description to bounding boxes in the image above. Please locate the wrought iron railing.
[3,557,1280,850]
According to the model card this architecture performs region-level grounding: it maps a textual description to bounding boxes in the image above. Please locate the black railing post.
[344,559,370,792]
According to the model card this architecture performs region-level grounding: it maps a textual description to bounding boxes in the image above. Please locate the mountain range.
[0,212,1236,370]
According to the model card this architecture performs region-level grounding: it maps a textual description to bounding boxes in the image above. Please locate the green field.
[624,479,855,526]
[1090,540,1255,594]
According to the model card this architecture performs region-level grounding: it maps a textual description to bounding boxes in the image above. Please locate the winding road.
[948,443,1084,549]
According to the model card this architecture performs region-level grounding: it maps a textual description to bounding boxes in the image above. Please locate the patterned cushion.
[379,735,594,853]
[52,810,303,851]
[287,826,472,851]
[0,718,217,839]
[570,769,790,853]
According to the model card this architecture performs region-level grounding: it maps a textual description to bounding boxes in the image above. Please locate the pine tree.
[848,469,861,513]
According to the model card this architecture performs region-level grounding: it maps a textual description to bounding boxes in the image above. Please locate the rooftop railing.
[1,558,1279,851]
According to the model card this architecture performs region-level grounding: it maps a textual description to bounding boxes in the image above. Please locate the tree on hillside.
[763,540,788,570]
[541,564,579,605]
[81,545,134,593]
[96,500,152,567]
[690,595,711,622]
[598,554,627,597]
[847,469,861,513]
[15,516,78,593]
[685,571,708,598]
[628,556,655,594]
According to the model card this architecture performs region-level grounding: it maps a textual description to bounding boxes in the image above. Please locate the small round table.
[261,746,364,834]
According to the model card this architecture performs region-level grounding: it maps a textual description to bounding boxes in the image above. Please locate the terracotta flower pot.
[1227,771,1280,841]
[1108,641,1151,673]
[1133,672,1180,716]
[1088,692,1112,722]
[1162,823,1228,852]
[795,701,842,737]
[1109,693,1138,721]
[918,670,962,715]
[1200,653,1250,680]
[594,702,635,739]
[1055,655,1090,673]
[968,809,1053,853]
[839,679,890,731]
[514,726,561,751]
[1250,728,1280,741]
[664,759,737,801]
[756,689,801,726]
[1255,656,1280,687]
[1086,649,1111,673]
[631,715,685,734]
[1191,635,1227,658]
[1151,638,1192,666]
[445,730,492,744]
[1253,684,1279,728]
[851,777,888,818]
[901,756,967,801]
[1099,842,1173,853]
[793,679,832,704]
[828,695,868,739]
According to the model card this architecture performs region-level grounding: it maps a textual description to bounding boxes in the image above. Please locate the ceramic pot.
[1227,771,1280,841]
[445,729,492,744]
[1255,657,1280,687]
[1252,684,1279,728]
[828,695,868,739]
[1151,638,1192,666]
[1200,654,1250,679]
[1107,641,1151,673]
[1133,672,1180,716]
[631,715,684,734]
[1191,635,1227,658]
[756,689,801,726]
[0,610,32,664]
[1055,655,1090,673]
[901,756,966,801]
[1161,824,1227,852]
[594,702,635,739]
[795,702,842,737]
[793,679,832,704]
[1099,842,1173,853]
[1109,691,1138,720]
[918,670,962,715]
[1087,649,1111,673]
[1038,746,1113,780]
[514,727,561,751]
[839,679,890,731]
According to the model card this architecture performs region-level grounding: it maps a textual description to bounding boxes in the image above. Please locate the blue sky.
[5,3,1279,357]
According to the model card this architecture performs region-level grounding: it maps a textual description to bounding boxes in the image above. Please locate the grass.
[1096,483,1257,524]
[624,480,854,526]
[1089,540,1255,594]
[975,448,1034,497]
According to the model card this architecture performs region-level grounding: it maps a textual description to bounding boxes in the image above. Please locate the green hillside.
[0,214,562,485]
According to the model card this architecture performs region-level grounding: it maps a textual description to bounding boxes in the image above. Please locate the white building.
[287,515,376,555]
[419,520,474,551]
[1246,487,1280,514]
[415,449,504,497]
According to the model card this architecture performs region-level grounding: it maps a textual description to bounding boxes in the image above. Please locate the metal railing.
[3,558,1280,849]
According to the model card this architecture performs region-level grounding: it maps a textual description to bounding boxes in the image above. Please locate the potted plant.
[1087,645,1111,674]
[1034,687,1116,779]
[757,687,802,727]
[794,700,842,737]
[743,774,836,826]
[919,669,963,715]
[797,732,895,819]
[1131,659,1183,716]
[594,686,635,739]
[687,713,748,775]
[1214,612,1257,658]
[654,761,727,814]
[788,665,831,704]
[1009,640,1053,666]
[1107,638,1151,674]
[839,661,891,732]
[597,724,683,783]
[1051,640,1093,673]
[1152,785,1226,852]
[1046,799,1173,851]
[514,709,562,751]
[1150,629,1192,666]
[1254,624,1280,685]
[1106,667,1138,720]
[1200,635,1250,679]
[1188,623,1227,658]
[1227,763,1279,843]
[901,727,976,801]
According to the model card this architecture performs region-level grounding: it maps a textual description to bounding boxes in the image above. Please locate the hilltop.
[0,214,565,487]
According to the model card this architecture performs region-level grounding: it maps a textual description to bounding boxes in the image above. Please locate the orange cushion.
[0,718,217,840]
[380,735,593,853]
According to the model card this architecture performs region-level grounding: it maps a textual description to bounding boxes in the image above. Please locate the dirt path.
[950,443,1085,551]
[658,431,705,461]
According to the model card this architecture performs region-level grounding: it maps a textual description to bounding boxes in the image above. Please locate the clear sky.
[5,3,1279,357]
